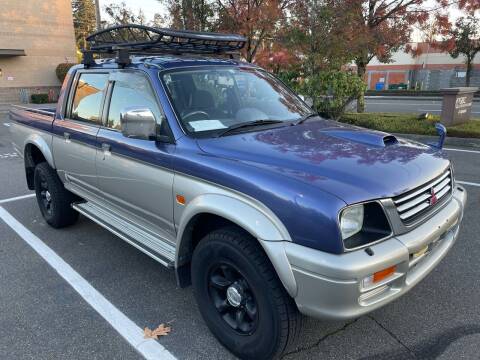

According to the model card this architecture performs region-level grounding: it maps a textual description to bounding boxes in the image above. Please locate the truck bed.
[9,105,56,156]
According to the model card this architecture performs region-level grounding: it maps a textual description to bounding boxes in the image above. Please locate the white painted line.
[3,122,11,127]
[457,181,480,188]
[0,206,176,360]
[444,147,480,154]
[0,193,35,204]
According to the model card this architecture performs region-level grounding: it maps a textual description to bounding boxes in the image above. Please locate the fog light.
[363,265,397,288]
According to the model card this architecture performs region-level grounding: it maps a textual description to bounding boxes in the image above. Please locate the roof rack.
[82,24,247,67]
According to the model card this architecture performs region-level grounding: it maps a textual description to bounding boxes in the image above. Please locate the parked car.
[9,25,466,359]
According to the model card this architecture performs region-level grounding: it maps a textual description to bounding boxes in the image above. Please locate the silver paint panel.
[52,120,100,189]
[96,148,176,243]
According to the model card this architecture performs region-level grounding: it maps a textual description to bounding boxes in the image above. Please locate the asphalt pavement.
[1,114,480,360]
[364,97,480,116]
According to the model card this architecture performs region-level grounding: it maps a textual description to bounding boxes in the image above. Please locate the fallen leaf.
[144,324,171,339]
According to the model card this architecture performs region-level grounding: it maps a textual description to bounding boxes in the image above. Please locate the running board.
[72,202,175,268]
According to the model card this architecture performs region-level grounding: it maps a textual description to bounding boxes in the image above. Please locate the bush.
[300,71,366,120]
[277,70,303,93]
[55,63,76,83]
[31,94,49,104]
[339,112,480,138]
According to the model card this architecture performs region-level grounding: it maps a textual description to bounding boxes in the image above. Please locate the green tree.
[104,2,147,26]
[282,0,352,75]
[158,0,215,31]
[301,70,366,119]
[72,0,97,49]
[442,15,480,87]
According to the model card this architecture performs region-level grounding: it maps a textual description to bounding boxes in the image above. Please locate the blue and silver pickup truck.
[9,26,466,359]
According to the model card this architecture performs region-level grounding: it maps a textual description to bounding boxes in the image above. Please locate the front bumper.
[282,185,466,320]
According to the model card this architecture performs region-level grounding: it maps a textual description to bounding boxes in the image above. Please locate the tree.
[216,0,291,63]
[72,0,97,49]
[440,15,480,87]
[103,2,147,26]
[340,0,480,112]
[254,45,297,74]
[158,0,215,31]
[333,0,440,112]
[281,0,353,75]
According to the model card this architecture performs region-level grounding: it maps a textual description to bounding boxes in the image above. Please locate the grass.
[339,112,480,139]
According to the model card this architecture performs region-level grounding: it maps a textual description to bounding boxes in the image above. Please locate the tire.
[191,227,301,360]
[34,162,79,228]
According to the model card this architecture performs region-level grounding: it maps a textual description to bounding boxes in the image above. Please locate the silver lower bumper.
[279,185,466,320]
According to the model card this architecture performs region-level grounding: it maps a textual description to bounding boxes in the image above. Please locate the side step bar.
[72,201,175,268]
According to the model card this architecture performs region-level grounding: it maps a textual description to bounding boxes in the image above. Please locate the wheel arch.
[23,136,55,190]
[174,194,297,297]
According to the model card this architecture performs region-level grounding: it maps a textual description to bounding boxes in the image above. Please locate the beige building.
[364,42,480,90]
[0,0,77,105]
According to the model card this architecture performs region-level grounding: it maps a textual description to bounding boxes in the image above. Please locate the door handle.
[101,143,111,160]
[63,132,71,143]
[101,143,111,152]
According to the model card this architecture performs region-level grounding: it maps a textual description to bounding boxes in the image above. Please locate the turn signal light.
[176,194,186,205]
[373,266,396,283]
[363,265,397,288]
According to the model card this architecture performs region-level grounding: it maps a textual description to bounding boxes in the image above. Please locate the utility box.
[440,87,478,126]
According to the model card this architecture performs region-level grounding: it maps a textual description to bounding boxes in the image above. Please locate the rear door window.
[70,73,109,123]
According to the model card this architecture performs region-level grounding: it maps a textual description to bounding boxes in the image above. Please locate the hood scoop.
[321,129,398,148]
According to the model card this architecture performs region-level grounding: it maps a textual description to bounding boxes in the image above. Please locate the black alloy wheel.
[208,262,259,335]
[34,162,79,228]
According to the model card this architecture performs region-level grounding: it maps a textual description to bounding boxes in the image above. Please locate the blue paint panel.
[10,108,54,132]
[96,128,176,167]
[52,119,100,147]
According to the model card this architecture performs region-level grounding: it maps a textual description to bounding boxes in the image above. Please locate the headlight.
[340,205,364,240]
[339,202,392,250]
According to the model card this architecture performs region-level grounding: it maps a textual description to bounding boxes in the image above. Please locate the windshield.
[161,67,311,137]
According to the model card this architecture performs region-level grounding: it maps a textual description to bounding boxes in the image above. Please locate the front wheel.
[191,227,301,359]
[34,162,79,228]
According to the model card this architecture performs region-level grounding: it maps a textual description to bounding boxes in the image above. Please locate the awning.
[0,49,26,56]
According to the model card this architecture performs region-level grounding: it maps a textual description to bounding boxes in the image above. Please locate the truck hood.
[196,119,450,204]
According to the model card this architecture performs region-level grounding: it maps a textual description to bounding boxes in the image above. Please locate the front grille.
[393,169,452,224]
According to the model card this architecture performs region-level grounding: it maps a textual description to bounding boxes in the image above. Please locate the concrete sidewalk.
[395,133,480,149]
[366,95,480,102]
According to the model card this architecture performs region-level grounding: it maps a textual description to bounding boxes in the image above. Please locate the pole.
[95,0,102,31]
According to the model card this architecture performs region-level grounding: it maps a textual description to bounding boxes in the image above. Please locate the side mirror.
[120,107,157,140]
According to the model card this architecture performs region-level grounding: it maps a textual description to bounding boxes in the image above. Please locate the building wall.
[366,43,480,90]
[0,0,77,103]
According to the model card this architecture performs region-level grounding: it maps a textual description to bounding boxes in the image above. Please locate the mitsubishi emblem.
[429,187,438,205]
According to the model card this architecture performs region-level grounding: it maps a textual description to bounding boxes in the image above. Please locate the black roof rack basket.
[84,24,246,61]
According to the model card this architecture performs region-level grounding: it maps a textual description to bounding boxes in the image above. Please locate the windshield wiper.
[216,119,284,137]
[294,112,319,126]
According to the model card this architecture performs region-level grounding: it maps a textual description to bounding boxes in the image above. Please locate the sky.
[99,0,167,21]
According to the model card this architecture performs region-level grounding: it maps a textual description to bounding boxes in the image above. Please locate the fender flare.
[176,193,298,297]
[24,134,55,169]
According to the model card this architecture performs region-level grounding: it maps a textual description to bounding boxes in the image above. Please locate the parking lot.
[1,113,479,360]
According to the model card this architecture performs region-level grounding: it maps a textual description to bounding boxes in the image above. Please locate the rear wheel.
[34,162,79,228]
[191,227,301,359]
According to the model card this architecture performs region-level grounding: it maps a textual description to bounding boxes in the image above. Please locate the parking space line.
[444,148,480,154]
[0,193,35,204]
[0,206,177,360]
[457,181,480,188]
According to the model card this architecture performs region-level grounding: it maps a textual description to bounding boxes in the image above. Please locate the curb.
[394,133,480,149]
[366,96,480,102]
